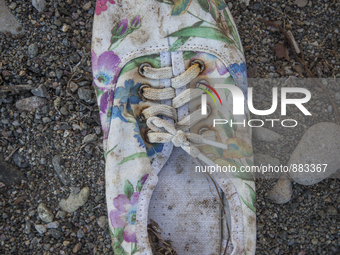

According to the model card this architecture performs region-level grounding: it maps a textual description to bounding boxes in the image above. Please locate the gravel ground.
[0,0,339,254]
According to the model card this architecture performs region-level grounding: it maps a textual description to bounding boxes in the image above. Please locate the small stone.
[61,24,70,32]
[42,117,51,123]
[97,216,107,228]
[83,134,97,144]
[84,144,94,154]
[73,243,81,253]
[31,85,48,98]
[32,0,47,12]
[38,203,54,223]
[70,53,81,63]
[54,97,61,110]
[56,69,63,80]
[267,175,293,204]
[289,122,340,185]
[311,238,318,245]
[19,70,26,76]
[40,158,47,165]
[78,88,92,102]
[35,224,47,234]
[16,96,47,112]
[56,211,66,219]
[12,152,29,168]
[28,44,38,56]
[59,187,90,213]
[63,240,70,246]
[328,105,333,113]
[46,222,59,229]
[82,2,92,11]
[295,0,308,7]
[77,228,85,239]
[326,206,337,216]
[43,244,51,251]
[60,107,68,116]
[48,229,62,239]
[24,222,31,234]
[253,127,281,142]
[52,155,70,185]
[69,82,79,92]
[54,19,62,27]
[8,2,17,10]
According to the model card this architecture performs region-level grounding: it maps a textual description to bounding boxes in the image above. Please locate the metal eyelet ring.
[198,104,212,116]
[190,59,205,74]
[196,79,211,91]
[138,84,151,101]
[198,127,210,135]
[138,63,152,77]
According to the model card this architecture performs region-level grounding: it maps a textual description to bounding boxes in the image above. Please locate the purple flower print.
[111,19,129,43]
[130,15,141,29]
[95,0,115,15]
[110,193,139,243]
[92,50,121,87]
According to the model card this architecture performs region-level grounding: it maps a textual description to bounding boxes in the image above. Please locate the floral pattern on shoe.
[95,0,115,15]
[109,174,149,254]
[92,50,121,87]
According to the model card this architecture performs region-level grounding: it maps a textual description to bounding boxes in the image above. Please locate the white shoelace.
[140,63,229,166]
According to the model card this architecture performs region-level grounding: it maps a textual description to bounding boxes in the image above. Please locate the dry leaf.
[274,43,290,61]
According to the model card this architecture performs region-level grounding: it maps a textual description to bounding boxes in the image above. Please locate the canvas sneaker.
[92,0,256,254]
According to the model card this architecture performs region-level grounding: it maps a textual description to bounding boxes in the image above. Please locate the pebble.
[0,157,25,186]
[83,2,92,11]
[32,0,47,12]
[97,216,107,228]
[289,122,340,185]
[267,175,293,204]
[8,3,17,10]
[59,187,90,213]
[73,243,81,253]
[38,203,54,223]
[12,152,29,168]
[70,53,80,63]
[31,84,48,98]
[326,206,337,216]
[54,19,62,27]
[42,117,51,123]
[253,127,281,142]
[35,224,47,234]
[60,106,69,116]
[312,238,318,245]
[52,155,70,185]
[24,222,31,234]
[48,229,63,239]
[56,69,63,80]
[56,211,66,220]
[28,44,39,56]
[16,96,47,112]
[46,222,59,229]
[294,0,308,7]
[83,134,97,144]
[69,81,79,92]
[78,88,92,102]
[77,228,85,239]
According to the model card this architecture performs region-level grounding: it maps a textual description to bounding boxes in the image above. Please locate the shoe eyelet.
[139,63,152,77]
[190,59,205,74]
[198,127,210,135]
[196,80,211,91]
[138,84,151,102]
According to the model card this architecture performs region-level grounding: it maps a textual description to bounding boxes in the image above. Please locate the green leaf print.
[124,180,134,200]
[182,51,198,60]
[169,21,203,51]
[224,75,234,85]
[240,184,256,213]
[197,0,209,12]
[246,158,254,167]
[167,26,236,45]
[223,9,242,51]
[210,0,227,10]
[218,111,234,138]
[131,243,139,255]
[104,144,118,160]
[118,152,148,165]
[171,0,193,16]
[114,228,125,243]
[229,112,237,132]
[120,54,161,76]
[113,241,128,255]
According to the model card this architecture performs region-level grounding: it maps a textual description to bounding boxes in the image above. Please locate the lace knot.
[171,130,187,147]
